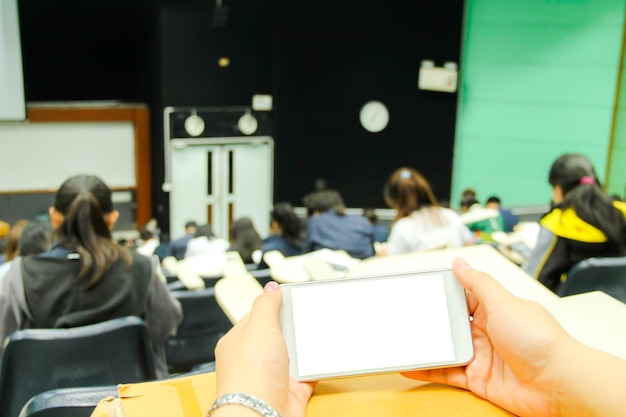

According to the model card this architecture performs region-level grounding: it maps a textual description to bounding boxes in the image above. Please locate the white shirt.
[387,207,473,255]
[184,236,230,258]
[136,238,160,257]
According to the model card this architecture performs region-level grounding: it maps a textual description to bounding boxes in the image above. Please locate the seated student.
[0,220,50,280]
[228,217,263,264]
[211,258,626,417]
[261,202,303,260]
[16,219,53,256]
[384,168,472,255]
[460,196,506,236]
[0,219,27,265]
[136,227,160,258]
[184,223,230,258]
[363,208,389,243]
[523,153,626,293]
[168,220,198,260]
[302,189,374,259]
[485,195,519,232]
[0,175,182,378]
[0,220,9,265]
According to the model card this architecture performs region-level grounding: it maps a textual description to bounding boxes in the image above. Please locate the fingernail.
[264,281,280,292]
[455,257,472,271]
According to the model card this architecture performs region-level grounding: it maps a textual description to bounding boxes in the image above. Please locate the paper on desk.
[544,291,626,361]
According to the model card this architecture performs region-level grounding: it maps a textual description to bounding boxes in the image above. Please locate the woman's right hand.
[403,257,576,417]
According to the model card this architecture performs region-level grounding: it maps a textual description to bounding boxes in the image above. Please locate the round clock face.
[184,114,205,137]
[359,101,389,133]
[238,114,258,135]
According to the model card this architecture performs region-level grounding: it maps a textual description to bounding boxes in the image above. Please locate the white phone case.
[279,269,474,381]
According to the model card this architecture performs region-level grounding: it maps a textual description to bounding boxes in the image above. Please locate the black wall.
[17,0,464,234]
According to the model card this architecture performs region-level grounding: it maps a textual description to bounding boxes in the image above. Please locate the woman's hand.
[402,257,574,417]
[214,282,315,417]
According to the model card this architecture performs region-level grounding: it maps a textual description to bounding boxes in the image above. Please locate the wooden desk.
[308,373,513,416]
[92,371,514,417]
[345,244,558,305]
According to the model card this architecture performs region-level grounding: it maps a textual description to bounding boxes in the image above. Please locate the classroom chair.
[17,385,118,417]
[164,288,233,373]
[558,256,626,303]
[0,316,156,417]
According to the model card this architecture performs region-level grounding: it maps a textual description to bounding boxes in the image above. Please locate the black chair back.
[17,385,117,417]
[165,288,233,373]
[558,256,626,302]
[18,362,219,417]
[0,316,156,417]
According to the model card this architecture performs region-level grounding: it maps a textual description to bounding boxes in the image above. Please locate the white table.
[345,244,558,305]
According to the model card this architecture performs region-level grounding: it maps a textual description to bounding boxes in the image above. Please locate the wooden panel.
[25,105,152,227]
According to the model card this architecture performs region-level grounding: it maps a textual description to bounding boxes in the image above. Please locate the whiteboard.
[0,122,136,192]
[0,0,26,121]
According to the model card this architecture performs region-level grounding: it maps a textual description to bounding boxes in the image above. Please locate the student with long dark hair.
[261,202,303,259]
[384,167,472,255]
[228,217,263,264]
[0,175,182,377]
[523,154,626,292]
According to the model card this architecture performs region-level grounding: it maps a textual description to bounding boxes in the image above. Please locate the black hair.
[194,224,216,239]
[229,217,263,264]
[549,154,626,252]
[54,175,131,289]
[18,220,53,256]
[302,190,346,216]
[139,227,154,241]
[486,196,501,205]
[271,202,302,248]
[460,197,479,210]
[363,208,378,225]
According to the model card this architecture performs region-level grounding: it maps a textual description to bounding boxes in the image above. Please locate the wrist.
[553,340,626,417]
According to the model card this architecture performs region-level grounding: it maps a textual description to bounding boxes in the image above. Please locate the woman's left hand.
[214,282,316,417]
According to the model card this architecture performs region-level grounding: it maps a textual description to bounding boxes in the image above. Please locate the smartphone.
[279,269,474,381]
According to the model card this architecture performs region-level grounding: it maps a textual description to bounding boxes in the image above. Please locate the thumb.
[453,257,516,311]
[248,281,283,327]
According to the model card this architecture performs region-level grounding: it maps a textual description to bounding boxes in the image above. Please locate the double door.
[168,137,273,242]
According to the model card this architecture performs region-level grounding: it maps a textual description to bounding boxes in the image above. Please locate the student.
[168,220,198,260]
[228,217,263,264]
[485,195,519,232]
[0,220,51,282]
[261,202,303,260]
[302,189,375,259]
[523,154,626,293]
[136,226,160,257]
[384,167,472,255]
[363,208,389,243]
[0,175,182,378]
[460,196,506,235]
[184,223,229,258]
[1,220,28,266]
[210,258,626,417]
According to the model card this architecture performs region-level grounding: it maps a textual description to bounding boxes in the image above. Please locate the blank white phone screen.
[290,273,455,377]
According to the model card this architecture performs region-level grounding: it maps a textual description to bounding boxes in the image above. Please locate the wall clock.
[359,101,389,133]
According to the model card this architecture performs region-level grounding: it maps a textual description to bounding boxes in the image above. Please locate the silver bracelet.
[207,392,282,417]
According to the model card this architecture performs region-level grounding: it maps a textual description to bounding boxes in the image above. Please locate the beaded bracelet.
[207,392,282,417]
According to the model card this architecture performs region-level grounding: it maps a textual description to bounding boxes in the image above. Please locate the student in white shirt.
[384,167,472,255]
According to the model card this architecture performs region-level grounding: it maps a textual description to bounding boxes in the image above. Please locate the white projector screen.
[0,0,26,121]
